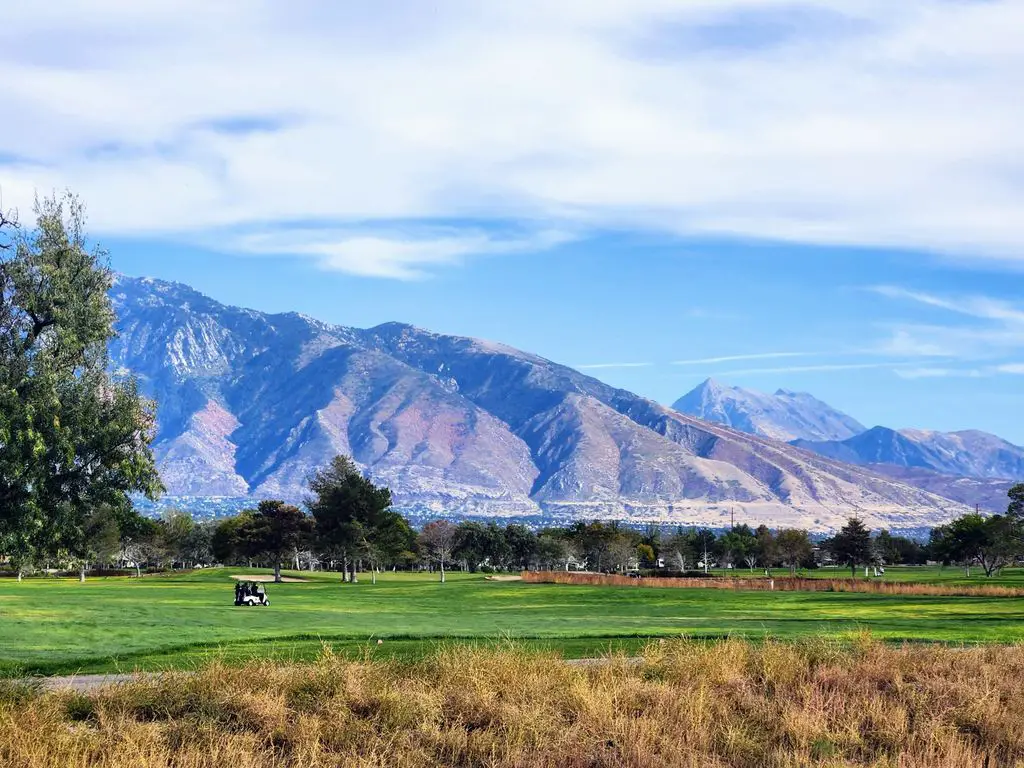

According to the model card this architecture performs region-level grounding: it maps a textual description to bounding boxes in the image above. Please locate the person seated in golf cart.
[234,581,270,606]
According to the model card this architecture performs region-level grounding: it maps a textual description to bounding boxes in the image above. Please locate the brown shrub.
[522,570,1024,597]
[3,640,1024,767]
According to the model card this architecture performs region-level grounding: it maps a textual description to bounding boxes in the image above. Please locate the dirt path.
[229,574,308,583]
[29,658,641,693]
[34,673,164,693]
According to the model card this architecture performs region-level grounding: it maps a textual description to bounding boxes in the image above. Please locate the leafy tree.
[358,509,413,584]
[504,524,538,571]
[160,509,195,568]
[607,531,639,572]
[566,521,622,572]
[1008,484,1024,519]
[830,518,873,577]
[419,520,458,583]
[211,512,253,566]
[239,500,313,583]
[306,455,392,584]
[755,525,777,572]
[720,525,758,570]
[936,513,1021,578]
[120,513,163,576]
[78,504,121,581]
[536,531,570,570]
[453,521,490,572]
[0,195,161,570]
[775,529,813,576]
[874,530,925,566]
[664,528,700,572]
[636,543,656,569]
[180,521,216,567]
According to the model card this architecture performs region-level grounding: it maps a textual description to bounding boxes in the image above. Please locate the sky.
[2,1,1024,442]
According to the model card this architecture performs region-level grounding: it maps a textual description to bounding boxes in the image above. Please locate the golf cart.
[234,581,270,606]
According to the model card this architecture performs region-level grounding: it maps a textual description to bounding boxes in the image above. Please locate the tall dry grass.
[3,638,1024,767]
[523,570,1024,597]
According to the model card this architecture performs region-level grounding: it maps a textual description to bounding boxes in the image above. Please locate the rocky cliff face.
[111,275,969,530]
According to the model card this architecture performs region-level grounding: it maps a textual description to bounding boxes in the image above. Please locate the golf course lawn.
[3,567,1024,675]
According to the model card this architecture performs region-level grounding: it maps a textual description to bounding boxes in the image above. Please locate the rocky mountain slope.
[110,276,969,530]
[792,427,1024,483]
[673,379,866,442]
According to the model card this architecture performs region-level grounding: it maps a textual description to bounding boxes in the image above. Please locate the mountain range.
[110,275,969,531]
[673,379,1024,511]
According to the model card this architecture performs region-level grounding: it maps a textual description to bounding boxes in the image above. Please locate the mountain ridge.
[110,275,969,531]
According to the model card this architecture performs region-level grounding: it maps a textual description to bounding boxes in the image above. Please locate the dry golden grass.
[523,570,1024,597]
[3,638,1024,767]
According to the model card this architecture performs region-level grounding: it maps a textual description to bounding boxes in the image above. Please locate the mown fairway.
[3,567,1024,675]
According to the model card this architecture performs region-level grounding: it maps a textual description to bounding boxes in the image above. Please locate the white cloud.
[2,1,1024,276]
[894,367,987,380]
[673,352,811,366]
[229,227,573,279]
[997,364,1024,375]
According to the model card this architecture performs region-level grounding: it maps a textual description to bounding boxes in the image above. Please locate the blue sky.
[3,1,1024,442]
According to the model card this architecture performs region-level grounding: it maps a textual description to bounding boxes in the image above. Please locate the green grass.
[3,567,1024,675]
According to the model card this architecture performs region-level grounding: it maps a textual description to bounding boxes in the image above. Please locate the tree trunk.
[79,563,86,583]
[371,567,377,585]
[17,568,23,583]
[350,559,358,584]
[274,562,282,583]
[135,563,141,578]
[341,554,348,583]
[440,558,446,584]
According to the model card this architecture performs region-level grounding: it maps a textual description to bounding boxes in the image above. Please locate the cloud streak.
[673,352,811,366]
[715,361,917,376]
[870,284,1024,362]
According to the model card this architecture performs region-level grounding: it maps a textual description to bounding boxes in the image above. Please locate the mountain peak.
[673,380,866,442]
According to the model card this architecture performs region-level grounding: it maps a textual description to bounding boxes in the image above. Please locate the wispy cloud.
[869,286,1024,324]
[575,362,653,370]
[870,285,1024,362]
[2,1,1024,276]
[229,227,575,280]
[894,367,987,380]
[673,352,811,366]
[715,361,916,376]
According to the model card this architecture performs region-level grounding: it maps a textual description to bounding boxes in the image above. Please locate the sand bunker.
[230,574,308,583]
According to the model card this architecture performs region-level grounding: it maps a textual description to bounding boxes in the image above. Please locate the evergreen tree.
[830,517,873,577]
